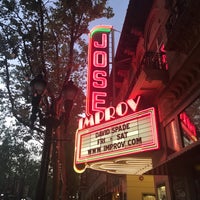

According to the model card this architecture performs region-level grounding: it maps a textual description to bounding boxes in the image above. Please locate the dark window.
[179,96,200,147]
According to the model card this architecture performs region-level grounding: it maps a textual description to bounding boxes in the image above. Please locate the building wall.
[79,0,200,199]
[143,0,200,200]
[126,175,155,200]
[114,0,200,199]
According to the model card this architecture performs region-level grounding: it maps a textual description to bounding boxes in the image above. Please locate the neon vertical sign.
[86,25,113,115]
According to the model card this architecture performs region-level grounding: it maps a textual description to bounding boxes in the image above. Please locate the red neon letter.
[105,106,116,121]
[160,44,168,70]
[78,115,94,130]
[126,96,140,112]
[93,51,107,67]
[92,92,107,112]
[93,70,107,88]
[94,33,107,48]
[116,102,129,116]
[94,111,105,125]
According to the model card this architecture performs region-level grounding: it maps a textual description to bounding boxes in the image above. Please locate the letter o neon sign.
[93,51,107,68]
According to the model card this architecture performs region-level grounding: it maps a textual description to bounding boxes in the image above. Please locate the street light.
[30,74,47,128]
[30,74,47,95]
[62,80,79,101]
[31,76,78,200]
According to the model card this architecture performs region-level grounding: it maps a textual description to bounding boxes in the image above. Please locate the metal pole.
[112,28,116,106]
[35,118,53,200]
[34,81,78,200]
[53,99,73,200]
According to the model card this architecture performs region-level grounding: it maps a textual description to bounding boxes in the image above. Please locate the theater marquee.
[74,107,159,165]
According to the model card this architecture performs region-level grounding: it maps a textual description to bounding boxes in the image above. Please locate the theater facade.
[75,0,200,199]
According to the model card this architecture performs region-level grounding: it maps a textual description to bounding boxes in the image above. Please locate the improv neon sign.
[86,25,113,115]
[74,107,159,165]
[79,96,141,130]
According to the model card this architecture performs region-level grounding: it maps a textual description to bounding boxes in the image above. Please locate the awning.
[144,140,200,175]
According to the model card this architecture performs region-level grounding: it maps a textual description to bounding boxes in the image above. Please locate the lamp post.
[31,76,78,200]
[52,80,78,200]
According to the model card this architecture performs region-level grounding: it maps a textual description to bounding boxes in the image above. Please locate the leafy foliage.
[0,131,40,199]
[0,0,114,198]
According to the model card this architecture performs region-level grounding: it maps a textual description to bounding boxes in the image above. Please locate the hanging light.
[62,80,78,101]
[30,74,47,95]
[61,80,78,115]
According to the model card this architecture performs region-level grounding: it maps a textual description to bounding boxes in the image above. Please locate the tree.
[0,0,114,199]
[0,131,40,199]
[0,0,114,131]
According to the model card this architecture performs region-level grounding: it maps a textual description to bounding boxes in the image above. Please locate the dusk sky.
[89,0,129,50]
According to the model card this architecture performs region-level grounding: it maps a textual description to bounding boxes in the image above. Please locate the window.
[165,119,183,153]
[142,193,156,200]
[179,96,200,147]
[157,185,167,200]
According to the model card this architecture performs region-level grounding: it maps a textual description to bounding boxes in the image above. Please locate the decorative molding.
[166,1,200,53]
[88,157,153,175]
[159,62,200,121]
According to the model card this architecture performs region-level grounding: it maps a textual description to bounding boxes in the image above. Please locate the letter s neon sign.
[93,70,107,88]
